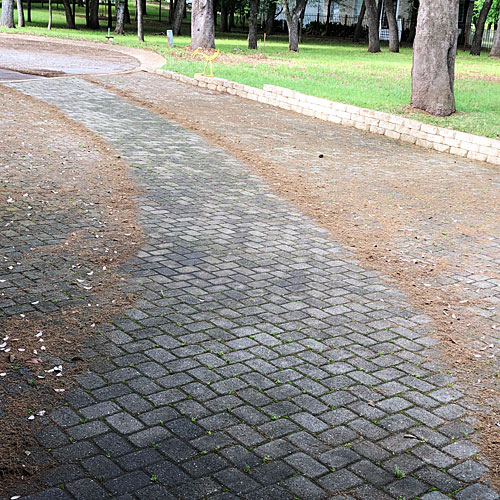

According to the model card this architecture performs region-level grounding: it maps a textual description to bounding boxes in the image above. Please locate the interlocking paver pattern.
[4,77,498,499]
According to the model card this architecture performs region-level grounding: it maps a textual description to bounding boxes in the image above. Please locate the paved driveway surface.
[2,76,498,499]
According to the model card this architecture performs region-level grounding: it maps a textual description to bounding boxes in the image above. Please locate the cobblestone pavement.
[4,77,499,499]
[91,72,500,369]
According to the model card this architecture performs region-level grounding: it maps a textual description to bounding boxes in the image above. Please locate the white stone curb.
[151,68,500,167]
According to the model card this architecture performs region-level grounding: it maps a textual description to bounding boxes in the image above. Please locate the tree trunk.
[115,0,125,32]
[107,0,112,29]
[463,0,474,48]
[137,0,144,40]
[61,0,75,27]
[88,0,99,28]
[169,0,173,22]
[286,12,299,51]
[458,0,470,46]
[470,0,493,55]
[490,21,500,57]
[172,0,185,34]
[384,0,399,52]
[125,1,131,22]
[364,0,380,52]
[353,2,366,42]
[27,0,31,21]
[411,0,458,116]
[48,0,52,27]
[229,8,234,29]
[281,0,306,51]
[408,0,418,43]
[0,0,15,27]
[191,0,215,48]
[16,0,24,26]
[248,0,258,49]
[220,2,228,31]
[265,0,275,35]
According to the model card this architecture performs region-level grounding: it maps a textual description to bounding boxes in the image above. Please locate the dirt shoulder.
[0,84,141,493]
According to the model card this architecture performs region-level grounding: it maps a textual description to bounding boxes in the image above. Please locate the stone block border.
[151,68,500,167]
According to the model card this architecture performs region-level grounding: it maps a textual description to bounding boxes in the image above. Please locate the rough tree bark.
[137,0,144,40]
[191,0,215,48]
[265,0,276,35]
[470,0,493,55]
[281,0,307,51]
[353,2,366,42]
[16,0,24,26]
[0,0,15,27]
[61,0,75,27]
[172,0,186,35]
[115,0,125,33]
[411,0,458,116]
[490,18,500,56]
[384,0,399,52]
[88,0,99,28]
[364,0,380,52]
[248,0,258,49]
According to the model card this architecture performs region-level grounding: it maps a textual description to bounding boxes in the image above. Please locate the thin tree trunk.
[0,0,15,27]
[27,0,31,21]
[125,1,130,22]
[384,0,399,52]
[265,0,275,35]
[411,0,458,116]
[115,0,125,32]
[220,1,228,31]
[248,0,258,49]
[229,8,234,29]
[281,0,306,51]
[137,0,144,40]
[107,0,112,29]
[48,0,52,27]
[353,2,366,42]
[16,0,24,26]
[364,0,380,52]
[458,0,470,46]
[408,0,418,43]
[470,0,493,55]
[169,0,173,22]
[85,0,89,25]
[490,19,500,56]
[61,0,75,27]
[172,0,185,34]
[191,0,215,48]
[88,0,99,27]
[463,0,474,48]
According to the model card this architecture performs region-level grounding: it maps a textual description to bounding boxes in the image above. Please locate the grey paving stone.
[456,484,499,500]
[105,412,144,434]
[66,478,109,500]
[449,460,488,482]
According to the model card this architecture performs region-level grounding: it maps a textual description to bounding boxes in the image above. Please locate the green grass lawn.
[3,4,500,139]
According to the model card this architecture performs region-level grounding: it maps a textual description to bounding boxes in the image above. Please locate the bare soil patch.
[0,84,141,492]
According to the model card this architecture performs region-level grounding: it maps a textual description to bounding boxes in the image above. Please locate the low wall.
[151,68,500,167]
